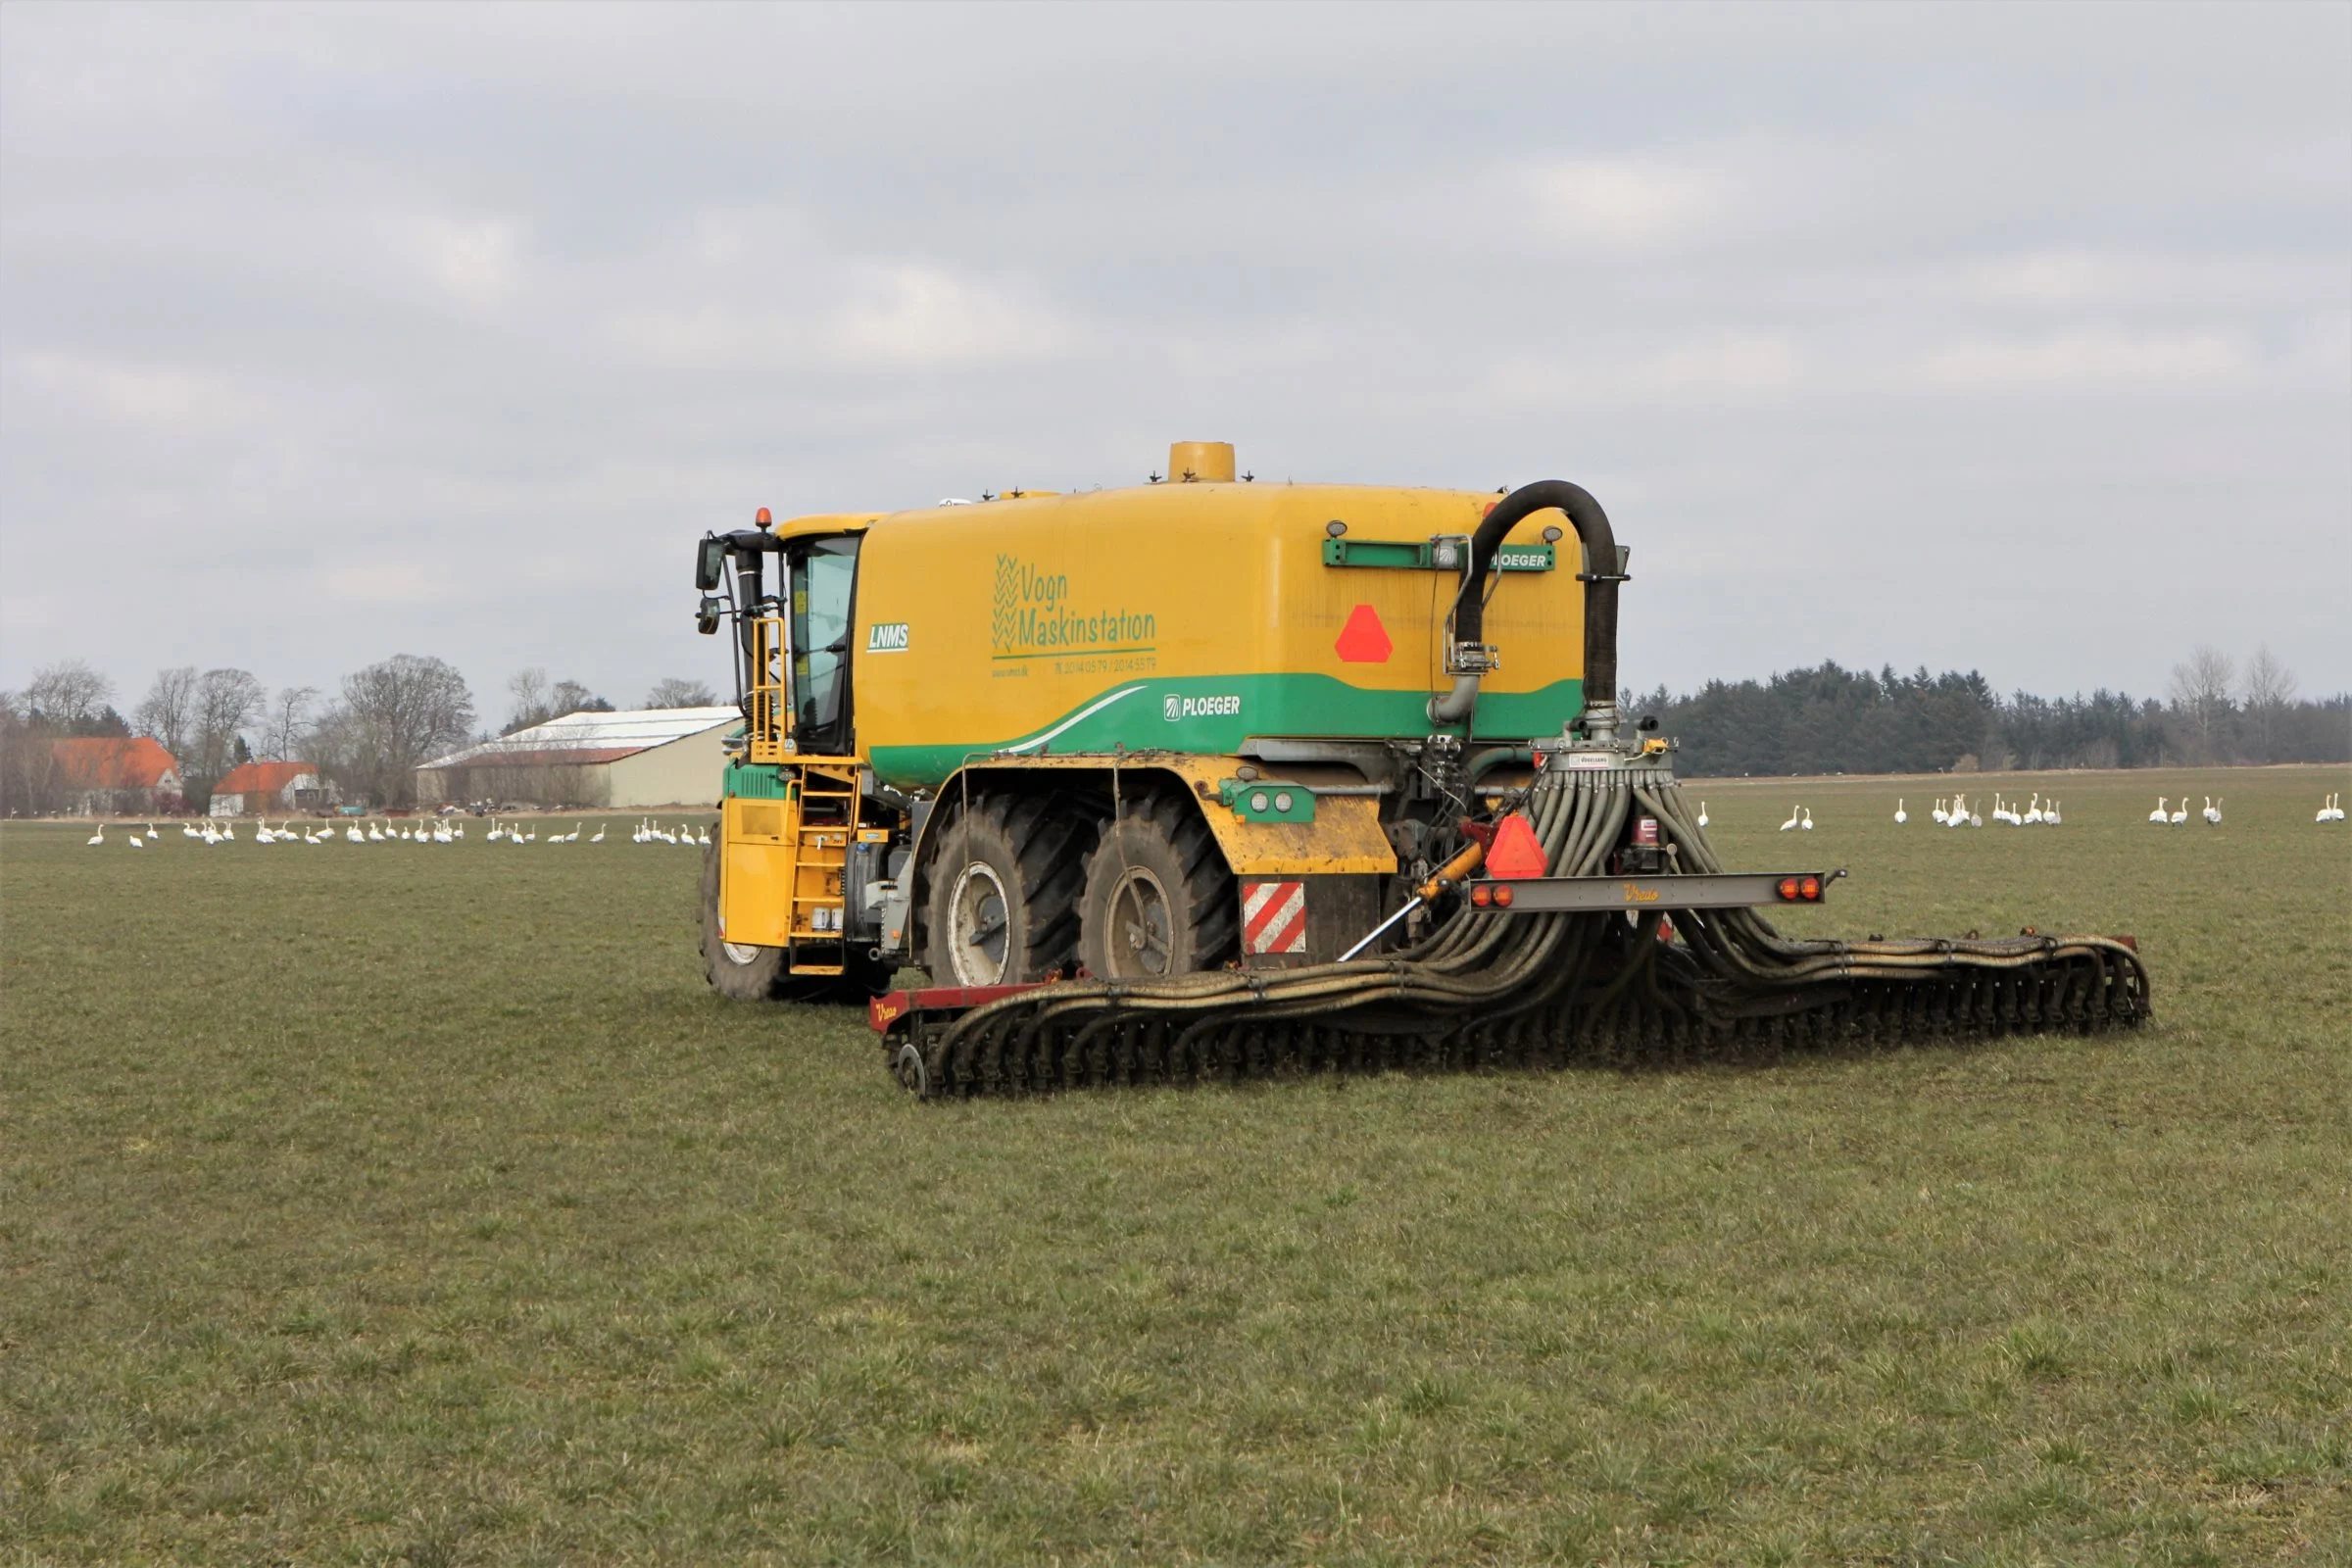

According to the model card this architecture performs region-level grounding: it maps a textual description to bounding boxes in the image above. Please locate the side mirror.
[695,537,727,592]
[696,596,723,635]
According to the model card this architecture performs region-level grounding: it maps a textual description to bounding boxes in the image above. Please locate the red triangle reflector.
[1334,603,1393,663]
[1485,812,1546,879]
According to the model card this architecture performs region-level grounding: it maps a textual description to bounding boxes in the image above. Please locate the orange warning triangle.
[1334,603,1392,662]
[1485,812,1547,879]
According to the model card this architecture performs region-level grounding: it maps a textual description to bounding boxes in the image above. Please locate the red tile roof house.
[47,737,184,816]
[209,760,333,817]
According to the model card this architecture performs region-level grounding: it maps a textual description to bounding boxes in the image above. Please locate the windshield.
[791,536,858,740]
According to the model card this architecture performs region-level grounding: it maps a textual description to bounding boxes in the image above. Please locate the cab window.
[790,536,859,749]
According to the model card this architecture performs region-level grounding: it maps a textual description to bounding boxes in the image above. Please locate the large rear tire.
[922,792,1095,986]
[1076,793,1238,980]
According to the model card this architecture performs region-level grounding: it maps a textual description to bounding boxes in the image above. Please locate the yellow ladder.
[786,761,860,970]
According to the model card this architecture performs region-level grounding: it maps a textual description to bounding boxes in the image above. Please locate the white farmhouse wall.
[605,724,730,807]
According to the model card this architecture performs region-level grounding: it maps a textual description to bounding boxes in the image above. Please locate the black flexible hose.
[1450,480,1623,713]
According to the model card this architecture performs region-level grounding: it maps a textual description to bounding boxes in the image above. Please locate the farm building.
[46,737,185,816]
[208,760,334,817]
[415,707,738,808]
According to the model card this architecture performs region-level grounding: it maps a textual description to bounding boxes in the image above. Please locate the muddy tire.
[1076,793,1238,980]
[922,792,1096,986]
[702,839,786,1000]
[702,840,894,1004]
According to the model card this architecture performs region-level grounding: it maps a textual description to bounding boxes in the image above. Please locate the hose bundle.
[890,766,2150,1099]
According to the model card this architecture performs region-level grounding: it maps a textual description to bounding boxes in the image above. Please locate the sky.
[3,1,2346,730]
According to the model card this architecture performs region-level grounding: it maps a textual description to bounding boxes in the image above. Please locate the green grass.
[3,766,2348,1565]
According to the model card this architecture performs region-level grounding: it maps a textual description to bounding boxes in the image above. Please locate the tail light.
[1493,885,1513,907]
[1778,877,1800,902]
[1470,884,1493,907]
[1800,875,1821,901]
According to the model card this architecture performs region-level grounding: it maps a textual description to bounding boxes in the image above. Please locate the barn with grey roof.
[415,708,737,808]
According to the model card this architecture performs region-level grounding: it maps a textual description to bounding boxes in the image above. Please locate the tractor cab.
[697,512,875,762]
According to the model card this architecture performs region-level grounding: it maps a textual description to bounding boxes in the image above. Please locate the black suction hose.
[1437,480,1624,735]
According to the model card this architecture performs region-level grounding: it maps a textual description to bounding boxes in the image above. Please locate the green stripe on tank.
[866,672,1582,791]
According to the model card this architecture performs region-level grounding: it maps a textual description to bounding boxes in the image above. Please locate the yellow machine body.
[711,456,1593,981]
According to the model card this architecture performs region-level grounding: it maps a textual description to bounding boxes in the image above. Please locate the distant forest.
[1631,649,2348,778]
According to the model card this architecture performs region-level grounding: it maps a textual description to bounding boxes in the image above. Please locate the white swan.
[1799,808,1814,831]
[127,834,143,849]
[1893,799,1906,825]
[1696,802,1709,828]
[589,823,606,843]
[1778,805,1800,832]
[2169,800,2187,825]
[2150,798,2168,823]
[2204,797,2223,825]
[86,823,105,846]
[145,822,158,840]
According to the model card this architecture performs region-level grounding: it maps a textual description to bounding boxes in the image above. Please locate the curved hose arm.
[1436,479,1627,743]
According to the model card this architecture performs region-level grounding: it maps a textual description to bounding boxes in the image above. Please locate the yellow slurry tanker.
[691,443,2148,1096]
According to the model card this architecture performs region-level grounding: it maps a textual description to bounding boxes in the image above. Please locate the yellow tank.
[851,477,1587,788]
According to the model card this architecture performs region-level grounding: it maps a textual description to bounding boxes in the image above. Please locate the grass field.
[4,764,2347,1565]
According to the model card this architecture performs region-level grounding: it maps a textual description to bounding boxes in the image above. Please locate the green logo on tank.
[991,554,1155,660]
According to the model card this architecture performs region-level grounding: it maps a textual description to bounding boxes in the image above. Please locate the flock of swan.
[1677,790,2346,833]
[74,793,2351,853]
[81,815,711,849]
[2146,796,2227,826]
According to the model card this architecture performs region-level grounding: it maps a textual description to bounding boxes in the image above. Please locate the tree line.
[1,659,718,815]
[1630,645,2347,778]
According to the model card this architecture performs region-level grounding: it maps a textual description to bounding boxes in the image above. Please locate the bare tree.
[505,669,610,732]
[505,667,552,734]
[646,676,718,708]
[0,692,65,814]
[134,666,200,760]
[549,679,612,715]
[2240,646,2298,761]
[184,668,267,801]
[25,660,114,727]
[2167,645,2235,746]
[326,654,475,806]
[261,686,319,762]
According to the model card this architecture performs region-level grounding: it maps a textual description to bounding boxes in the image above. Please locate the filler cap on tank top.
[1167,441,1236,483]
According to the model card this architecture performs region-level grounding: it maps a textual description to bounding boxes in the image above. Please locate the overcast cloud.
[3,1,2346,725]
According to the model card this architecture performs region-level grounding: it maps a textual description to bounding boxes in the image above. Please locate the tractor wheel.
[702,838,785,1000]
[701,840,894,1004]
[1076,794,1238,980]
[922,792,1095,986]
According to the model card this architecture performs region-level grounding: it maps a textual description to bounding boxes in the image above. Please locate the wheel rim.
[1103,865,1175,977]
[720,940,762,965]
[895,1042,928,1097]
[948,860,1011,984]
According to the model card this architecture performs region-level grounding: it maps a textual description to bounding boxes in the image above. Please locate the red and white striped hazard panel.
[1242,880,1308,956]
